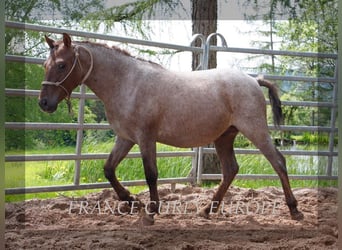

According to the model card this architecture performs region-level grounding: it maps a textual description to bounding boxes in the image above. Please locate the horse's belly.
[157,136,215,148]
[157,117,231,148]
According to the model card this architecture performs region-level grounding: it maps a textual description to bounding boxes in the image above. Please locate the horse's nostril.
[39,98,57,113]
[39,98,48,108]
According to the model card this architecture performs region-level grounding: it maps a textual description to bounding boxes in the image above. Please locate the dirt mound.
[5,185,338,249]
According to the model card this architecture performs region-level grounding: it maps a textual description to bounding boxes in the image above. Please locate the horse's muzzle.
[39,98,57,113]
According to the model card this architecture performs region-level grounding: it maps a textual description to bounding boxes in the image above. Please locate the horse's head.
[39,33,87,113]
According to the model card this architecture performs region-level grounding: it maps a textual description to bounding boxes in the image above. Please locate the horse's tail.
[256,76,284,128]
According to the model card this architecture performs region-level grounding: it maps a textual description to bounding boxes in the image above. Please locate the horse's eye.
[57,63,66,70]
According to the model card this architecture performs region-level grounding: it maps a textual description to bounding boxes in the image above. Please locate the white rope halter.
[41,45,93,113]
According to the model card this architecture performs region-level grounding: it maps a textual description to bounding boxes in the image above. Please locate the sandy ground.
[5,185,338,249]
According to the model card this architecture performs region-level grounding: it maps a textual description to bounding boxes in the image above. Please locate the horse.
[39,33,304,225]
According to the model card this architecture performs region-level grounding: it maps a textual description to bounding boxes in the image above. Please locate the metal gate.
[5,21,338,195]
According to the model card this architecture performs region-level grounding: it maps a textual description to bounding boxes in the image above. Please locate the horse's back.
[152,68,266,147]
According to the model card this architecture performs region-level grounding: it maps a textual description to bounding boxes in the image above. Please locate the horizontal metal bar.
[5,88,41,97]
[5,55,45,64]
[6,56,337,86]
[6,56,336,85]
[6,21,337,59]
[5,55,337,85]
[248,73,336,84]
[5,122,337,134]
[202,147,338,157]
[213,45,337,59]
[201,174,338,181]
[5,21,202,53]
[5,88,98,99]
[269,125,337,132]
[5,150,196,162]
[5,122,111,130]
[5,147,336,163]
[5,177,193,195]
[264,74,336,84]
[280,100,335,108]
[6,88,335,108]
[6,88,336,110]
[6,172,336,195]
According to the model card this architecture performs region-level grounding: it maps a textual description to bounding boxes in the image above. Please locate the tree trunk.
[191,0,217,70]
[191,0,220,174]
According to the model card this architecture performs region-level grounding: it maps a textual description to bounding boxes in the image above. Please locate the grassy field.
[5,141,337,202]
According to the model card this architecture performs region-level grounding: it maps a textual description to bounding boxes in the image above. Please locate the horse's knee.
[104,165,114,181]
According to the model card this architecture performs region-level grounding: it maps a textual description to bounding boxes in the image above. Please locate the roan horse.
[39,33,304,225]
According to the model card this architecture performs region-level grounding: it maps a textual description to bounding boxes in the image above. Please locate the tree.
[190,0,220,174]
[191,0,217,70]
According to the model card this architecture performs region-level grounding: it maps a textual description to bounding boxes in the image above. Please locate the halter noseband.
[41,45,93,113]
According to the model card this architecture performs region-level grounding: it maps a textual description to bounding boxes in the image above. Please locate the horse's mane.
[76,41,164,68]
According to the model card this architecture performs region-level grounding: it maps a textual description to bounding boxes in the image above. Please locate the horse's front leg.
[104,137,138,206]
[138,138,159,225]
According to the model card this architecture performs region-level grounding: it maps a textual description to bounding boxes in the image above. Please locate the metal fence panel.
[4,21,338,195]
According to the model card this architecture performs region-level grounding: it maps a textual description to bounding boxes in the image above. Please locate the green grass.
[5,142,337,202]
[232,151,338,189]
[5,142,192,202]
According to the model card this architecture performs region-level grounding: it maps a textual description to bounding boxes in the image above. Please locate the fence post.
[189,34,206,185]
[73,84,86,186]
[326,59,338,176]
[197,146,204,185]
[203,33,228,70]
[196,33,228,185]
[190,34,205,70]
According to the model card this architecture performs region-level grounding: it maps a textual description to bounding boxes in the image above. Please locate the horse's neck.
[81,44,134,102]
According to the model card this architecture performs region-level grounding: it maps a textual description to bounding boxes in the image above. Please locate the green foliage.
[83,0,182,36]
[5,0,106,150]
[5,142,194,202]
[244,0,337,143]
[5,62,76,150]
[5,0,105,57]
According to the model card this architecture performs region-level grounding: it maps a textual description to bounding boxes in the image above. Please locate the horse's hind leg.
[104,137,136,204]
[239,125,304,220]
[200,126,239,218]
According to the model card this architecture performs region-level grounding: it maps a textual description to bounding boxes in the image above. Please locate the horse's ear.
[45,35,55,49]
[63,33,72,47]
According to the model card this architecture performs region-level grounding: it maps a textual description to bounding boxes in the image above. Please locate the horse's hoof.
[134,210,155,226]
[141,214,155,226]
[291,211,304,221]
[198,208,210,219]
